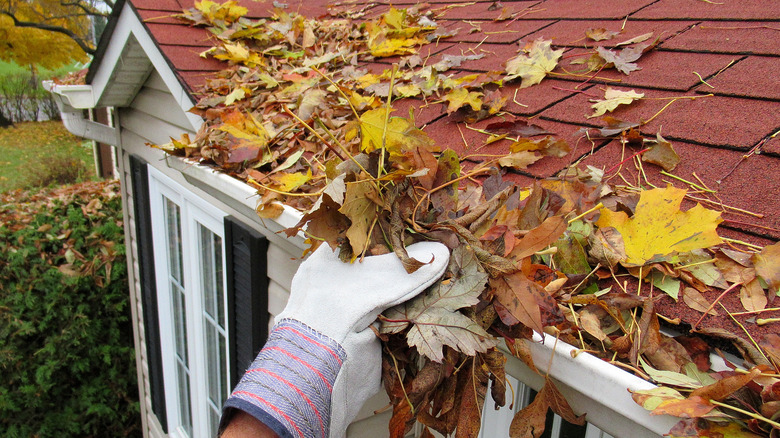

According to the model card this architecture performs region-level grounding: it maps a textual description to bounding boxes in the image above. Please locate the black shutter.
[225,217,270,388]
[129,154,168,433]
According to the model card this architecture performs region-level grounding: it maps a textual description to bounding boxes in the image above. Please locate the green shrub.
[22,149,91,189]
[0,181,141,437]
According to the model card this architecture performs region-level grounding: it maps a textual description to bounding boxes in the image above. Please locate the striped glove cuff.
[222,319,346,438]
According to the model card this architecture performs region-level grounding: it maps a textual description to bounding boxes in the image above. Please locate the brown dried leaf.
[510,215,567,260]
[491,272,545,335]
[652,395,715,418]
[682,287,719,316]
[510,376,585,437]
[752,241,780,294]
[690,367,762,401]
[455,356,488,438]
[739,278,767,313]
[642,133,680,171]
[585,28,620,41]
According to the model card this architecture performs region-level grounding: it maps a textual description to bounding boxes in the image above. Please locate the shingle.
[660,22,780,56]
[521,19,694,48]
[438,19,555,44]
[540,88,780,149]
[525,0,657,19]
[701,56,780,100]
[632,0,780,20]
[556,49,737,91]
[431,1,542,21]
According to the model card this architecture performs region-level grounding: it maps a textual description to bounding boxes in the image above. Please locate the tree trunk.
[0,111,12,128]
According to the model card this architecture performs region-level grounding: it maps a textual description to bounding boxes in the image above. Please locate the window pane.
[172,284,188,363]
[219,332,228,405]
[163,198,183,286]
[209,409,220,437]
[177,361,193,437]
[206,326,219,404]
[215,235,224,327]
[201,225,216,319]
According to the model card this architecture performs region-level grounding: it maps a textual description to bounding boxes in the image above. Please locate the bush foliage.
[0,180,141,437]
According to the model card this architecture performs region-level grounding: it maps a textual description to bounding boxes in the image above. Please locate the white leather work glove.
[221,241,449,438]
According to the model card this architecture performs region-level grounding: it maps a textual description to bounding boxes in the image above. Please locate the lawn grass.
[0,60,25,75]
[0,121,95,193]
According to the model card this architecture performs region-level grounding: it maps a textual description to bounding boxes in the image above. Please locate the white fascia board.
[89,1,203,132]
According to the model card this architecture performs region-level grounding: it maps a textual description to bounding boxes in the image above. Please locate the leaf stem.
[388,350,415,415]
[660,171,717,193]
[718,302,770,364]
[721,237,763,250]
[568,202,603,224]
[641,94,713,125]
[312,66,360,120]
[282,105,346,161]
[709,400,780,429]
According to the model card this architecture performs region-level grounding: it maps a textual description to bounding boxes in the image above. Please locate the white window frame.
[148,166,230,438]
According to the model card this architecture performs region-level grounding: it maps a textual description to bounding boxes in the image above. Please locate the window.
[149,167,229,437]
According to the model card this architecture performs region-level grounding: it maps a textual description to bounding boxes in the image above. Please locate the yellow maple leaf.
[270,170,312,192]
[595,186,723,266]
[442,88,483,114]
[588,88,644,118]
[505,39,563,88]
[358,108,435,156]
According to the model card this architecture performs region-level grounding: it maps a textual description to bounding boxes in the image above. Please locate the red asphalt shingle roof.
[128,0,779,247]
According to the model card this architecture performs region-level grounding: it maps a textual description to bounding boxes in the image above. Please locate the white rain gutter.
[42,81,119,146]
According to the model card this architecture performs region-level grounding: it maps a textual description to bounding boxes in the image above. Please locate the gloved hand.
[222,241,449,438]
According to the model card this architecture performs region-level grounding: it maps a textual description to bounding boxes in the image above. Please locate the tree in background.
[0,0,112,69]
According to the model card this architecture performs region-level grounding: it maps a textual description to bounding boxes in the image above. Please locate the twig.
[691,282,740,331]
[283,105,346,161]
[723,219,780,234]
[686,195,764,218]
[410,166,493,232]
[719,302,770,364]
[606,148,651,174]
[717,130,778,184]
[551,86,599,98]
